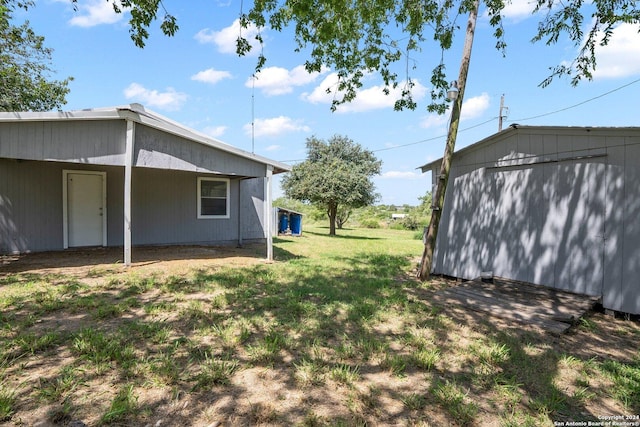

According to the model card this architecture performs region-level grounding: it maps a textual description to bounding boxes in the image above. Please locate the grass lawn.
[1,225,639,426]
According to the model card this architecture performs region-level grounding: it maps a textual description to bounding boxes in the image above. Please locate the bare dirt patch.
[1,244,266,281]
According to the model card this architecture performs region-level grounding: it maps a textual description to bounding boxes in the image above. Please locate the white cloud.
[461,92,490,120]
[123,83,187,111]
[191,68,233,85]
[195,19,261,55]
[68,0,124,27]
[247,65,327,96]
[202,125,227,138]
[381,171,423,180]
[303,73,340,104]
[498,0,536,22]
[420,92,491,128]
[244,116,311,138]
[302,72,428,113]
[592,24,640,79]
[420,114,448,129]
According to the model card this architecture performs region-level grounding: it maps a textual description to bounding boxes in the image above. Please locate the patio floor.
[0,244,267,279]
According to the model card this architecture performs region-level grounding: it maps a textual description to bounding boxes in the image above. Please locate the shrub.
[359,218,380,229]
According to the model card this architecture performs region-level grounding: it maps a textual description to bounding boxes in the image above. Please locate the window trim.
[197,177,230,219]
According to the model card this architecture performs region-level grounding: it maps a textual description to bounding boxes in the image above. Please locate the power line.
[509,77,640,123]
[373,116,497,153]
[277,117,498,163]
[276,77,640,163]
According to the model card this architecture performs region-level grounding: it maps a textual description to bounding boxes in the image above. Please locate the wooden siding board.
[106,168,125,246]
[602,146,625,312]
[542,133,558,156]
[535,160,557,287]
[516,133,531,157]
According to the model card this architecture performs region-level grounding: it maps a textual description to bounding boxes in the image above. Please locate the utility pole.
[498,94,505,132]
[498,94,508,132]
[418,0,480,280]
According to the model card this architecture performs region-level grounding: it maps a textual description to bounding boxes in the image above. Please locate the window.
[197,177,230,219]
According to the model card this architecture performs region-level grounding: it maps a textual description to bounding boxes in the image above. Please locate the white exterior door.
[64,171,106,248]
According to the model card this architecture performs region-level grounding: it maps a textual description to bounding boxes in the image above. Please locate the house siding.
[0,160,123,253]
[240,177,267,239]
[0,161,268,254]
[134,125,267,177]
[430,127,640,314]
[0,121,126,165]
[0,106,288,261]
[130,168,266,246]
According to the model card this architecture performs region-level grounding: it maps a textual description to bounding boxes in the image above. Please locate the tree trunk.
[418,0,479,280]
[328,203,337,236]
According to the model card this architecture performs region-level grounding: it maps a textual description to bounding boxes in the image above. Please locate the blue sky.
[18,0,640,205]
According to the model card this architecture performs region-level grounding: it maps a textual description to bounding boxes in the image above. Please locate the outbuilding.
[0,104,290,264]
[420,125,640,315]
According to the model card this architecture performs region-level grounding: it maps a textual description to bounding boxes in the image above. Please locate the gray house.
[0,104,290,264]
[420,125,640,315]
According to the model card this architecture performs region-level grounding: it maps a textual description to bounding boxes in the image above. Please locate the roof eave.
[0,104,291,174]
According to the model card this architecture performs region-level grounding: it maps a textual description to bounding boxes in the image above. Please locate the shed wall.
[432,128,640,314]
[0,121,126,165]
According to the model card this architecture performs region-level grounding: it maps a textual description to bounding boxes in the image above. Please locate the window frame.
[197,177,230,219]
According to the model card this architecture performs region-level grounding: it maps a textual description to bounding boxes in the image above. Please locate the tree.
[82,0,640,106]
[0,1,72,111]
[335,205,352,230]
[282,135,381,236]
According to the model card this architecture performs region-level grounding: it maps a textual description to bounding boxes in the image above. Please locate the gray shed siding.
[0,160,268,254]
[430,127,640,314]
[130,168,266,246]
[0,121,126,165]
[0,121,268,178]
[0,159,123,253]
[134,125,267,177]
[240,177,268,238]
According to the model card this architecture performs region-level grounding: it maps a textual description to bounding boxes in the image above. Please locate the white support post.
[237,179,243,247]
[265,166,274,261]
[124,120,135,266]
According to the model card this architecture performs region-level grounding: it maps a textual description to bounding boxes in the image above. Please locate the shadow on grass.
[406,284,633,425]
[0,249,636,426]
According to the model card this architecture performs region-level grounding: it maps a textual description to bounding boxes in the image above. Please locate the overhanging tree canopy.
[73,0,640,108]
[282,135,381,236]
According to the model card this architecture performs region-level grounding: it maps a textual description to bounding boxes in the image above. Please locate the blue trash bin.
[279,214,289,234]
[290,214,302,235]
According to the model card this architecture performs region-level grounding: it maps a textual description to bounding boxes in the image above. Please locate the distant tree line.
[274,190,432,235]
